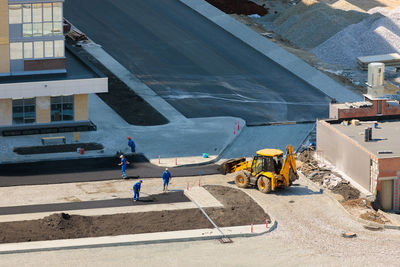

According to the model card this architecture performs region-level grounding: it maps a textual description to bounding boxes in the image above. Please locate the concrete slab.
[184,187,223,208]
[179,0,362,103]
[0,94,243,164]
[0,223,275,255]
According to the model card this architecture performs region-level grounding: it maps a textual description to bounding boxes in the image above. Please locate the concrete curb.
[178,0,362,103]
[0,223,276,255]
[298,171,400,230]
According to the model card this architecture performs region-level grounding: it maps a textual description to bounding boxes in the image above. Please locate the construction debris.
[342,232,357,238]
[66,29,89,42]
[298,149,360,201]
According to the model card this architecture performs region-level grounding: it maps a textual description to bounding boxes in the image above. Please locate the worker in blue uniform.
[162,168,172,192]
[127,136,136,153]
[118,154,130,179]
[133,180,143,201]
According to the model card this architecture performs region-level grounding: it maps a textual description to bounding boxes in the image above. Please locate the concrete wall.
[0,98,12,126]
[317,120,372,191]
[0,77,108,99]
[0,0,10,73]
[36,96,50,123]
[74,94,88,121]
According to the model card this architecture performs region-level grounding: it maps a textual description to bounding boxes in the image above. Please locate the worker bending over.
[133,180,143,201]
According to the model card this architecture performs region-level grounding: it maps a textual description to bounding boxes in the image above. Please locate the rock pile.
[313,7,400,67]
[272,0,368,49]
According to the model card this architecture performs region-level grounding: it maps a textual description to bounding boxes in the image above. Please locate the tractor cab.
[251,149,284,176]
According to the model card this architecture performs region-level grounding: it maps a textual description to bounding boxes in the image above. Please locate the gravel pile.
[313,7,400,67]
[272,0,368,49]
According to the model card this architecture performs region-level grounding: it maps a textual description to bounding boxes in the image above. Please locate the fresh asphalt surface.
[0,154,221,187]
[0,191,189,215]
[64,0,330,124]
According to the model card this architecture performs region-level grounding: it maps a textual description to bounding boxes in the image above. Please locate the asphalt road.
[0,191,189,215]
[0,154,221,187]
[64,0,330,124]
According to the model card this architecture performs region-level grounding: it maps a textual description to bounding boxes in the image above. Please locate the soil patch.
[65,42,168,126]
[330,183,360,201]
[0,185,268,243]
[204,185,269,226]
[342,198,390,224]
[359,211,387,224]
[205,0,269,16]
[13,143,103,155]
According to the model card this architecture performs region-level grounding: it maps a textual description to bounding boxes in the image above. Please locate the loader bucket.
[221,157,247,175]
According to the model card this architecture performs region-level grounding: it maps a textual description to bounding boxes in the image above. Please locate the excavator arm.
[279,145,298,186]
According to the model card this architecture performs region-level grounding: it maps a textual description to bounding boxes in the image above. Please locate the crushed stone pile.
[313,7,400,67]
[272,0,368,49]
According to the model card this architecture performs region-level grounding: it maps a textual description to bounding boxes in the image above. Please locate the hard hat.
[120,154,124,158]
[165,168,168,171]
[127,136,131,139]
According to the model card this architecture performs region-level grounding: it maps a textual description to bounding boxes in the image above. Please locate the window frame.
[51,95,74,122]
[12,98,36,124]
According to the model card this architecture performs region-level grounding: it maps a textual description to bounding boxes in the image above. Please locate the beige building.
[317,119,400,211]
[0,0,107,136]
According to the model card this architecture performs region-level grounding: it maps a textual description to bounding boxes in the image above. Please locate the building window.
[33,22,43,36]
[9,4,22,24]
[45,41,53,57]
[34,41,43,58]
[43,22,53,36]
[51,96,74,121]
[23,23,33,37]
[12,98,36,124]
[10,42,23,60]
[32,3,42,23]
[54,40,64,57]
[10,41,64,60]
[22,4,31,23]
[43,3,52,22]
[24,42,33,58]
[16,2,63,37]
[53,3,62,22]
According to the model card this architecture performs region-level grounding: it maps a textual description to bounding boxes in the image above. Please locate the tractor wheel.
[257,176,271,193]
[235,171,250,188]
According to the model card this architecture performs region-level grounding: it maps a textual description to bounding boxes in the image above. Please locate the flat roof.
[0,49,100,85]
[330,120,400,159]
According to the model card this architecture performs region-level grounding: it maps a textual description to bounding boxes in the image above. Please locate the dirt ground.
[13,143,103,155]
[342,198,390,224]
[206,0,269,15]
[66,42,168,126]
[297,149,394,224]
[0,185,267,243]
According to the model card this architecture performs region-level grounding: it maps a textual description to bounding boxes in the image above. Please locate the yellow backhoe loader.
[222,145,298,193]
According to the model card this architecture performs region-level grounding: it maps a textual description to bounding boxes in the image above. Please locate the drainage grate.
[219,237,233,244]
